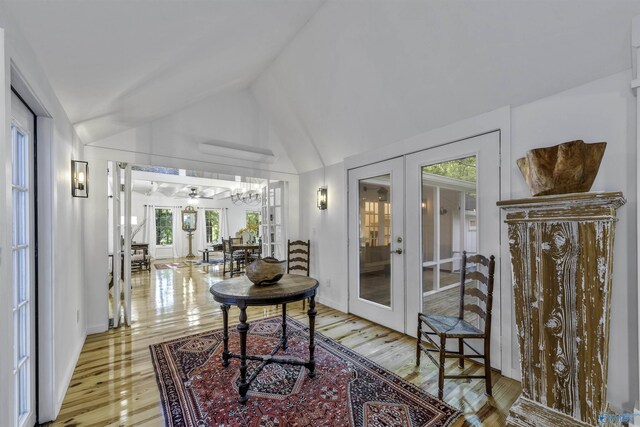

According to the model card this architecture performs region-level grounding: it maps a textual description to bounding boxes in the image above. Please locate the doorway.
[348,131,501,368]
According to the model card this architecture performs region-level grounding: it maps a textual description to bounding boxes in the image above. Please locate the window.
[245,211,260,236]
[12,122,31,427]
[155,209,173,245]
[205,209,220,243]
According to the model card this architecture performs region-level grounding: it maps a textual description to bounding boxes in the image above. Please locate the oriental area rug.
[150,316,461,427]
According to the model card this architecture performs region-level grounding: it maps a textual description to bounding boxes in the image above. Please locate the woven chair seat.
[419,314,483,338]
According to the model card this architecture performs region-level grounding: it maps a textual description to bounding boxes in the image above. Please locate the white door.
[405,131,501,369]
[111,162,122,327]
[11,92,37,427]
[348,157,405,331]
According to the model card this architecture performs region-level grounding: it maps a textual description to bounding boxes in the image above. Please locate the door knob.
[392,248,403,254]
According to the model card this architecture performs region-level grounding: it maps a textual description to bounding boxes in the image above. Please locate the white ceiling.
[252,0,640,171]
[4,0,324,143]
[131,170,266,200]
[5,0,640,171]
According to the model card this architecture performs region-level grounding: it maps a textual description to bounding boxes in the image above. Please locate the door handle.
[392,248,403,254]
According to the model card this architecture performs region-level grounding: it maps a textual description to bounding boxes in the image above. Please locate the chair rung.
[419,347,485,360]
[444,374,487,380]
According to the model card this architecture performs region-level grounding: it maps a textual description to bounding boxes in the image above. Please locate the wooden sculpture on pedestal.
[499,141,624,426]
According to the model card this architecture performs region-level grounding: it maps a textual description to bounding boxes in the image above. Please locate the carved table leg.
[281,303,288,350]
[306,294,317,378]
[237,303,249,403]
[221,304,230,367]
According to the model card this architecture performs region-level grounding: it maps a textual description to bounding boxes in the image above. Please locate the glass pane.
[421,155,477,314]
[12,128,28,188]
[438,261,457,289]
[421,185,435,263]
[358,174,391,307]
[438,189,459,260]
[422,265,435,293]
[18,363,29,416]
[14,191,28,246]
[18,306,28,360]
[17,250,28,304]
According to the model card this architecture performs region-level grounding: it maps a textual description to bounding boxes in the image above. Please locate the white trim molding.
[632,14,640,427]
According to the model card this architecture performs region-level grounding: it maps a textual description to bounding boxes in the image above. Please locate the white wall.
[89,88,298,175]
[299,69,637,411]
[0,6,86,423]
[298,163,347,311]
[510,69,637,410]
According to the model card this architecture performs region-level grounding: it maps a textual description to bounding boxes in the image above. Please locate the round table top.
[210,274,319,306]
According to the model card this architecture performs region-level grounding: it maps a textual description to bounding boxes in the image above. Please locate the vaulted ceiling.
[5,0,640,173]
[4,0,324,143]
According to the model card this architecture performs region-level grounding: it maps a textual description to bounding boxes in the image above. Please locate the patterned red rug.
[150,316,461,426]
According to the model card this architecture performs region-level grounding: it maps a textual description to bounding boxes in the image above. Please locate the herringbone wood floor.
[47,260,520,426]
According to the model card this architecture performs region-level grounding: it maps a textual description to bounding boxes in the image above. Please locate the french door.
[348,132,501,367]
[11,92,36,427]
[348,157,405,331]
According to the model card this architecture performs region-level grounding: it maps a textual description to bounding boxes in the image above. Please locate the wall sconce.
[71,160,88,198]
[317,187,327,210]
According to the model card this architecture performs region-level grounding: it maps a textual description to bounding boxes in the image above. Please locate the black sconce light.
[71,160,88,198]
[317,187,327,210]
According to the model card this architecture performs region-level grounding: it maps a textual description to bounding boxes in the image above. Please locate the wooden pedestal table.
[209,274,319,403]
[498,192,625,426]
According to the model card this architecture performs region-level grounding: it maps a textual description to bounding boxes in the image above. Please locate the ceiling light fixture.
[230,181,261,206]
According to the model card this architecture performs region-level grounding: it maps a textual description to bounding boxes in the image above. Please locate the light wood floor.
[48,259,520,426]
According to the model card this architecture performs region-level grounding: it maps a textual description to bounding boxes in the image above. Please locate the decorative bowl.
[245,257,286,285]
[516,140,606,196]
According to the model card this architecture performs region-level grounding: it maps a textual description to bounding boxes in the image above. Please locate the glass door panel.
[348,157,405,332]
[358,174,392,307]
[421,157,477,319]
[405,131,501,369]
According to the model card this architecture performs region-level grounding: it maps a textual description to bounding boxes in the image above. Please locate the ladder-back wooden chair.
[222,239,244,277]
[416,251,495,399]
[287,240,310,307]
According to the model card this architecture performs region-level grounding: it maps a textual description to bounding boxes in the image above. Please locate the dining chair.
[222,239,244,277]
[287,239,311,308]
[416,251,495,399]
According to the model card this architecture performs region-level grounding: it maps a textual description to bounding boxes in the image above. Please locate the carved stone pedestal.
[498,192,625,427]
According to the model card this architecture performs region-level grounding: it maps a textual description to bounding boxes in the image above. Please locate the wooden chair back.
[458,251,495,336]
[230,236,242,245]
[287,240,310,276]
[222,239,232,257]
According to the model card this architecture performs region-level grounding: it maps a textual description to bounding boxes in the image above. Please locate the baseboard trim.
[55,333,86,419]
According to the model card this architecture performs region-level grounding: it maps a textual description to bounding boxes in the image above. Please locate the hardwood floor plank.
[46,261,520,426]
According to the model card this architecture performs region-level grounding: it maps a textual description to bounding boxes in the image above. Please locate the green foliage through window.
[205,209,220,243]
[422,156,476,183]
[155,209,173,245]
[245,211,260,236]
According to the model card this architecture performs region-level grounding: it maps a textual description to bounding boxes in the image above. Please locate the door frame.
[344,107,517,379]
[10,64,58,420]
